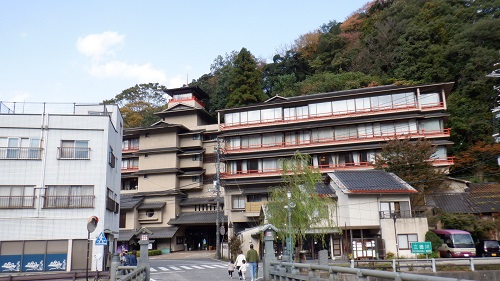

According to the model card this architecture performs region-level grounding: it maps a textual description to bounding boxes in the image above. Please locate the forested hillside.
[189,0,500,181]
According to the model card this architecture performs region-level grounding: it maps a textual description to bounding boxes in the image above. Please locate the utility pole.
[215,137,222,259]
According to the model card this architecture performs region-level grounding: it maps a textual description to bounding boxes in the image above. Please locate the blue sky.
[1,1,369,103]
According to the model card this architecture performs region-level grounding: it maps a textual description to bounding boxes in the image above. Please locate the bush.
[425,231,443,252]
[385,252,395,259]
[135,249,162,257]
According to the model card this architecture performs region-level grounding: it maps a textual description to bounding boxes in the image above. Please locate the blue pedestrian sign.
[95,232,108,246]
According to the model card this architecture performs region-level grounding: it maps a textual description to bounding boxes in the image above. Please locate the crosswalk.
[150,263,227,272]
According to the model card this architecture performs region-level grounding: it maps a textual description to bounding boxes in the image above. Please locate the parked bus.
[431,229,476,258]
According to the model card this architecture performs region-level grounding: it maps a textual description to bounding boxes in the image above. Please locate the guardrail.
[269,261,476,281]
[114,265,148,281]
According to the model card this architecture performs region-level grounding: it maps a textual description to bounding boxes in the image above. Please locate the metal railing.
[0,196,36,208]
[379,210,426,219]
[57,147,91,160]
[0,147,42,159]
[42,195,95,208]
[269,261,475,281]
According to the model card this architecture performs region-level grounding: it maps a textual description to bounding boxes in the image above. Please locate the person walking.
[239,260,248,280]
[246,244,259,281]
[227,259,235,279]
[234,250,246,280]
[129,250,138,266]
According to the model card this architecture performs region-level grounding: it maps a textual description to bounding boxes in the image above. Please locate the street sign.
[95,232,108,246]
[411,242,432,254]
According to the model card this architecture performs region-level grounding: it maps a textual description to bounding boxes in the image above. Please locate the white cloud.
[89,61,166,83]
[77,31,167,84]
[77,31,124,60]
[167,75,188,89]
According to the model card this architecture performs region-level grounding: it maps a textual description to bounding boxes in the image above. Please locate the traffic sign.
[95,232,108,246]
[411,241,432,254]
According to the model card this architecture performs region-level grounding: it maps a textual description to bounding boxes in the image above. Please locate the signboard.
[411,242,432,254]
[95,232,108,246]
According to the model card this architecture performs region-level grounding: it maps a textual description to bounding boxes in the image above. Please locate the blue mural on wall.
[22,254,44,272]
[0,255,22,272]
[45,253,67,271]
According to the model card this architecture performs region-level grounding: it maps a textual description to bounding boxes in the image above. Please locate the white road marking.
[158,266,169,271]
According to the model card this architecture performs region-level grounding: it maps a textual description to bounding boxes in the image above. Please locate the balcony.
[222,102,445,130]
[0,147,42,160]
[43,195,95,208]
[122,146,139,153]
[170,96,205,108]
[57,147,90,160]
[0,196,36,209]
[221,157,453,179]
[378,210,425,219]
[121,166,139,173]
[223,129,451,154]
[245,201,267,215]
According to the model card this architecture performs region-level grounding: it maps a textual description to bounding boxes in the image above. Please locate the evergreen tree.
[226,48,268,108]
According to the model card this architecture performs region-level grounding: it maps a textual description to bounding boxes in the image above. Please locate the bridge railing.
[269,261,476,281]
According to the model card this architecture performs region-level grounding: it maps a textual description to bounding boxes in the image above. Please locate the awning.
[168,211,228,225]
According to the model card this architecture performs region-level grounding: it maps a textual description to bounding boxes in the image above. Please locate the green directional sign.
[411,242,432,254]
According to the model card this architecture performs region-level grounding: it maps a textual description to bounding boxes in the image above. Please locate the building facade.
[217,82,453,258]
[120,82,453,259]
[0,102,122,272]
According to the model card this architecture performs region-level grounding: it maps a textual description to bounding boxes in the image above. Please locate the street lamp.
[285,191,296,263]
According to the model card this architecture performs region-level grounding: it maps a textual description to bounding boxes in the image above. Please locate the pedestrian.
[227,259,235,279]
[239,260,248,280]
[119,250,129,275]
[234,250,246,280]
[129,250,138,266]
[246,244,259,281]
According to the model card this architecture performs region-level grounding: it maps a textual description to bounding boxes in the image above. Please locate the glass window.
[232,195,245,209]
[247,110,260,123]
[420,92,441,106]
[398,234,418,250]
[44,185,94,208]
[355,97,371,112]
[332,100,347,114]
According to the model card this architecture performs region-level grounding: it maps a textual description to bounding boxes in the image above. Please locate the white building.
[0,102,122,272]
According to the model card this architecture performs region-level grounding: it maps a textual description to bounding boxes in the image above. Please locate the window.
[122,178,138,190]
[192,134,201,140]
[232,195,245,209]
[146,209,155,217]
[380,201,411,218]
[119,212,126,228]
[398,234,418,250]
[0,186,35,208]
[44,185,94,208]
[59,140,89,159]
[0,137,40,159]
[192,176,200,182]
[192,155,200,161]
[122,138,139,150]
[122,158,139,170]
[108,146,116,168]
[177,237,184,244]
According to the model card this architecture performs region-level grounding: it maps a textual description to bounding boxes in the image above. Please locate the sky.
[1,1,369,104]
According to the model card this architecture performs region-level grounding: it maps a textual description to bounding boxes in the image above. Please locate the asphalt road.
[149,250,262,281]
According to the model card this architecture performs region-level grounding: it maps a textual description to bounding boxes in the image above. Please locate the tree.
[266,152,336,259]
[104,83,168,128]
[438,212,496,240]
[451,141,500,183]
[375,137,447,208]
[226,48,268,108]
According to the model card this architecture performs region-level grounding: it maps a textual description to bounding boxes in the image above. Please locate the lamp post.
[286,191,294,263]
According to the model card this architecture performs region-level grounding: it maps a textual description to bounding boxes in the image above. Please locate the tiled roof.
[118,229,135,241]
[315,183,336,198]
[120,195,144,209]
[168,211,228,225]
[328,170,417,194]
[148,227,179,239]
[179,197,220,206]
[429,183,500,213]
[137,202,166,210]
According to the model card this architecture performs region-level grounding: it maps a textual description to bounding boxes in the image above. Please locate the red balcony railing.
[121,166,139,173]
[221,157,453,179]
[224,128,451,154]
[122,146,139,152]
[170,96,205,107]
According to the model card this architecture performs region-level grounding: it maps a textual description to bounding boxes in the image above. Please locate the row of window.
[224,92,441,127]
[0,138,90,160]
[224,147,447,175]
[225,119,444,151]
